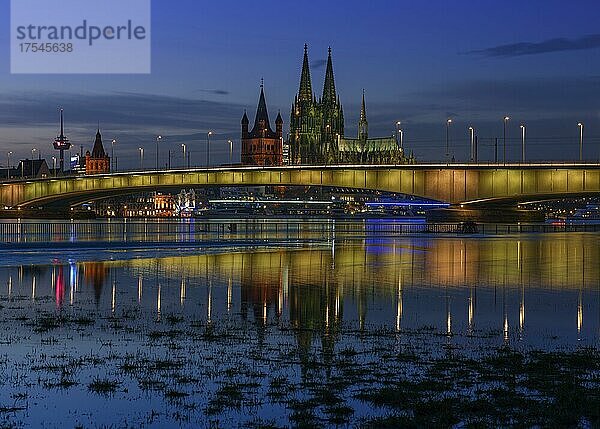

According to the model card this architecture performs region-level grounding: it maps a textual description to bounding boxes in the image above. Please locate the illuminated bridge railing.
[1,219,600,244]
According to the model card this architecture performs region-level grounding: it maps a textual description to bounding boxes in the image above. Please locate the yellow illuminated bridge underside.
[2,163,600,208]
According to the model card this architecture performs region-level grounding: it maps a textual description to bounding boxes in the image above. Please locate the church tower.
[358,89,368,140]
[85,127,110,175]
[241,82,282,166]
[320,47,344,163]
[289,44,322,164]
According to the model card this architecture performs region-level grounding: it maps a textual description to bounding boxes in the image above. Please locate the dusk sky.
[2,0,600,166]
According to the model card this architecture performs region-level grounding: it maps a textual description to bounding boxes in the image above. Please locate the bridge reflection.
[121,235,599,291]
[4,235,598,355]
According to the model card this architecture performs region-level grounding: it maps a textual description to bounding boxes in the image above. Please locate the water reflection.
[1,233,599,349]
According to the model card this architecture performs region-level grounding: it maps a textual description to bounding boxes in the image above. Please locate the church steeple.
[91,127,107,158]
[298,44,313,101]
[241,109,249,139]
[322,47,337,105]
[358,89,368,140]
[248,81,276,139]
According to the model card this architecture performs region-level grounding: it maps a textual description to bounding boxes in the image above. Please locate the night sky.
[1,0,600,167]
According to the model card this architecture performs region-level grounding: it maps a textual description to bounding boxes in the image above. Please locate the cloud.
[0,91,243,130]
[0,91,247,165]
[196,89,230,95]
[468,34,600,57]
[338,75,600,161]
[311,59,327,69]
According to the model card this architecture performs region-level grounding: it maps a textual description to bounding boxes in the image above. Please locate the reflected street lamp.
[520,124,526,162]
[578,122,584,161]
[503,116,510,164]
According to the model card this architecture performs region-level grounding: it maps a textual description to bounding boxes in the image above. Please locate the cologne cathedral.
[289,45,409,165]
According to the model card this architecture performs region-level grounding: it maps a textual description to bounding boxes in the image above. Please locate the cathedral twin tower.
[289,45,344,165]
[241,45,406,166]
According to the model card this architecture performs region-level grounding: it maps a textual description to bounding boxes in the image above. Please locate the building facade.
[85,129,110,175]
[289,45,408,165]
[337,91,410,164]
[241,84,283,166]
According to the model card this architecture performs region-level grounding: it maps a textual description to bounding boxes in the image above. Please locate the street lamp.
[181,144,187,168]
[52,156,57,176]
[520,124,526,162]
[206,131,213,167]
[31,148,37,160]
[503,116,510,164]
[6,152,12,179]
[228,140,233,165]
[468,126,474,162]
[445,119,452,161]
[156,135,162,170]
[138,147,144,170]
[578,122,584,162]
[396,121,404,152]
[111,139,117,171]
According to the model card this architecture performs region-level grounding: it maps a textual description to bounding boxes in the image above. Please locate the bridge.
[2,163,600,208]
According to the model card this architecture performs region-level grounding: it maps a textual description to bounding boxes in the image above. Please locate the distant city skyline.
[1,0,600,167]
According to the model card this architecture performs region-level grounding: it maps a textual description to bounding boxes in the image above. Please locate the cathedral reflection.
[5,233,598,351]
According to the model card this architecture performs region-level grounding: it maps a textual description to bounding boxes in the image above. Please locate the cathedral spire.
[298,44,313,101]
[322,47,337,104]
[358,89,368,140]
[360,89,367,122]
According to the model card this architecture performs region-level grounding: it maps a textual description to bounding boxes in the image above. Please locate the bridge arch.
[1,164,600,209]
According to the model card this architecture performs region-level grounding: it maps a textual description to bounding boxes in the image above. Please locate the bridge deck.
[2,163,600,208]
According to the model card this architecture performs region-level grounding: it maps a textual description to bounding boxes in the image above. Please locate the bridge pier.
[426,207,545,223]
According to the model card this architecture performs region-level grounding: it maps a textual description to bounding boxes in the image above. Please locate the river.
[0,219,597,427]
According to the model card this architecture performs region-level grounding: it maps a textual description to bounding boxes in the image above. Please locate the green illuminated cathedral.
[289,45,410,165]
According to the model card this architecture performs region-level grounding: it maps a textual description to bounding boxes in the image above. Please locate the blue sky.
[1,0,600,167]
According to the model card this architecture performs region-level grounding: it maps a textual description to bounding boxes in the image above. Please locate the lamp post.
[52,157,57,176]
[445,119,452,161]
[111,139,116,171]
[399,129,404,153]
[578,122,584,162]
[181,144,187,168]
[396,121,404,153]
[520,124,526,162]
[6,152,12,179]
[156,135,162,170]
[31,148,37,160]
[503,116,510,164]
[138,147,144,170]
[206,131,213,167]
[468,126,474,162]
[228,140,233,165]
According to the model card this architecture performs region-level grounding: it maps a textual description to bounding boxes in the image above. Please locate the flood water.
[0,222,598,427]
